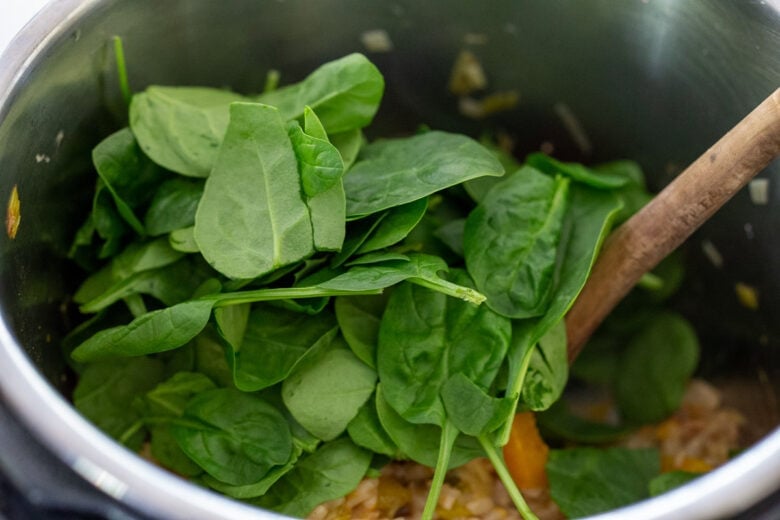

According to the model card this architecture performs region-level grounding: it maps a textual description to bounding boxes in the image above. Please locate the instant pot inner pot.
[0,0,778,518]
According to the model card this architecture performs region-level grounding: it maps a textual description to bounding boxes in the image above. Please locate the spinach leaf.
[144,178,204,236]
[374,386,482,469]
[499,183,622,442]
[518,319,569,411]
[169,226,199,252]
[462,135,522,203]
[547,447,660,518]
[594,160,652,223]
[289,107,344,197]
[537,401,632,444]
[527,152,631,190]
[71,299,215,362]
[344,131,504,218]
[228,304,338,391]
[355,198,428,254]
[377,271,510,426]
[194,102,314,279]
[440,373,514,436]
[464,166,570,319]
[201,445,302,499]
[569,332,623,387]
[172,388,292,486]
[288,108,346,251]
[194,325,235,388]
[138,372,217,477]
[282,337,377,441]
[78,257,208,313]
[73,357,165,450]
[330,128,363,170]
[334,293,388,368]
[213,303,250,356]
[347,395,401,458]
[149,425,204,477]
[434,218,466,257]
[346,252,409,266]
[138,371,217,418]
[92,180,129,258]
[129,86,248,177]
[92,128,166,234]
[648,471,700,497]
[256,53,384,134]
[74,237,184,306]
[330,211,388,267]
[255,438,372,518]
[534,184,623,335]
[615,312,700,425]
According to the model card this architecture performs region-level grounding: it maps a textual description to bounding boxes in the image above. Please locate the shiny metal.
[0,1,778,519]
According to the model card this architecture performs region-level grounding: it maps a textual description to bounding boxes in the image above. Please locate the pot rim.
[0,1,778,519]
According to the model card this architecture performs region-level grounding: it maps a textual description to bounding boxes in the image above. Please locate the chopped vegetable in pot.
[65,46,744,520]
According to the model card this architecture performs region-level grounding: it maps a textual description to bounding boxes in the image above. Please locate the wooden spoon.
[565,87,780,362]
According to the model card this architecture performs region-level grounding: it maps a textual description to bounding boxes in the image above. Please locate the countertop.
[0,0,49,57]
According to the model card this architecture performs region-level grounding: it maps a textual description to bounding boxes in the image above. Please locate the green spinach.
[194,102,314,280]
[344,131,504,218]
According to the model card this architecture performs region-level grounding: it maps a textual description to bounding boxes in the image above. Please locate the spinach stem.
[498,345,535,445]
[113,36,132,105]
[479,435,539,520]
[421,421,458,520]
[117,419,144,445]
[409,277,486,305]
[211,286,383,307]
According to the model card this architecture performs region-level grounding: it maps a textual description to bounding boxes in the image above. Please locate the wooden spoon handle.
[565,87,780,362]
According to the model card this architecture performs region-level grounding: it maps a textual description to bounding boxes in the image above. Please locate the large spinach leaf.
[71,299,215,362]
[527,152,630,190]
[73,357,165,450]
[282,337,377,441]
[374,386,483,469]
[334,293,388,368]
[92,128,166,234]
[347,395,401,458]
[172,388,292,486]
[464,166,569,319]
[499,183,622,442]
[194,102,313,279]
[547,447,660,518]
[256,53,384,134]
[256,438,372,518]
[377,274,510,426]
[615,312,700,425]
[144,178,204,236]
[227,304,338,391]
[356,198,428,254]
[74,237,184,306]
[344,131,504,218]
[130,86,247,177]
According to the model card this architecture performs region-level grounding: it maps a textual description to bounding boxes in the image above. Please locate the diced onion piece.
[735,282,759,310]
[449,50,487,96]
[701,239,724,268]
[749,178,769,205]
[554,102,592,155]
[361,29,393,53]
[5,184,20,239]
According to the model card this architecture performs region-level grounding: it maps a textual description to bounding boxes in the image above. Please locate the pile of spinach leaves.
[67,48,702,520]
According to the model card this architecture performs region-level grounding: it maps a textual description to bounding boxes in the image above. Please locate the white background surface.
[0,0,50,56]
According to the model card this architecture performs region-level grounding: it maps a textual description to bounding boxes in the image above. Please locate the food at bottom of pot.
[64,48,747,520]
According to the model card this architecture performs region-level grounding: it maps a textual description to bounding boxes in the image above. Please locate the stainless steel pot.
[0,1,778,519]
